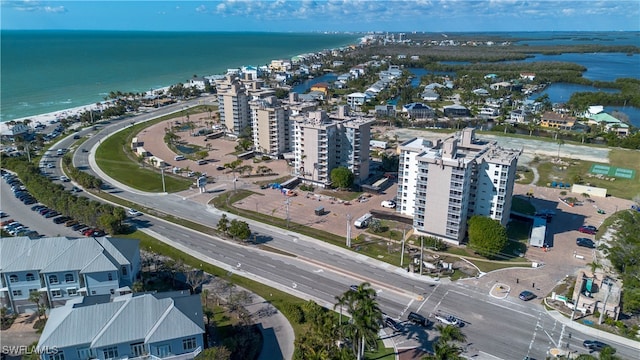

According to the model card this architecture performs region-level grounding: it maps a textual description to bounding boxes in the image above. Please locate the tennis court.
[589,164,636,179]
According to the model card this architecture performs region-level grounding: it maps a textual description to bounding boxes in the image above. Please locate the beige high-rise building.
[292,110,372,188]
[250,96,289,156]
[215,74,250,135]
[397,128,521,245]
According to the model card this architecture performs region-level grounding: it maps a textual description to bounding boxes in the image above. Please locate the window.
[12,290,22,297]
[130,342,145,357]
[9,275,18,283]
[107,273,113,281]
[68,289,78,296]
[65,273,74,283]
[26,273,35,281]
[110,289,115,295]
[51,290,62,298]
[183,337,197,350]
[91,290,96,295]
[49,275,58,284]
[49,353,64,360]
[121,266,128,276]
[77,348,91,359]
[102,346,118,359]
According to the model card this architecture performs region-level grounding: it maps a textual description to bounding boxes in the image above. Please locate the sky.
[1,0,639,32]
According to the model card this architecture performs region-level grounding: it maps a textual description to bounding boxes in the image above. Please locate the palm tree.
[435,324,466,343]
[557,138,565,159]
[423,341,463,360]
[340,282,383,360]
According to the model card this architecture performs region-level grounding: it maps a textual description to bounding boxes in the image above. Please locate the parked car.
[59,175,70,182]
[349,285,359,292]
[71,186,82,193]
[519,290,536,301]
[381,200,396,209]
[65,220,79,227]
[583,340,614,352]
[44,211,59,218]
[53,216,71,224]
[407,311,431,327]
[0,211,7,218]
[578,225,598,235]
[576,238,596,248]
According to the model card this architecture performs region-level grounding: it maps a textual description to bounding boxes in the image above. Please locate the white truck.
[354,213,373,229]
[433,312,462,327]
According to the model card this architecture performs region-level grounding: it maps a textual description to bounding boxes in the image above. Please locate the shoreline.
[0,87,171,135]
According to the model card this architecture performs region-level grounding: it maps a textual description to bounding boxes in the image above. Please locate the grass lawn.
[535,149,640,200]
[94,115,195,193]
[365,339,396,360]
[507,219,532,242]
[516,167,535,185]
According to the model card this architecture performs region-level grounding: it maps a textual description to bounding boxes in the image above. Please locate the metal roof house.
[0,236,140,314]
[37,291,205,360]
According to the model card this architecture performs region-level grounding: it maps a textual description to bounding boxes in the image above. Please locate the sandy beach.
[0,87,171,135]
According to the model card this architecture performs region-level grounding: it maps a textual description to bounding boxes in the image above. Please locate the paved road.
[5,103,638,359]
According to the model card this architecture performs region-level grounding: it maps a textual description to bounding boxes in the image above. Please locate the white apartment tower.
[250,96,289,156]
[397,128,521,244]
[293,110,372,188]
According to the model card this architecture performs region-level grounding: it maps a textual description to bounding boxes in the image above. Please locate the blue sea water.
[0,30,359,122]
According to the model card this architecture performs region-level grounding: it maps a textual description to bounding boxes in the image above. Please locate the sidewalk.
[141,228,296,360]
[545,309,640,350]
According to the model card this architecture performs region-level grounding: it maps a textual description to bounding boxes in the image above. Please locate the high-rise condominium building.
[292,109,372,188]
[215,74,250,135]
[250,96,289,156]
[397,128,521,244]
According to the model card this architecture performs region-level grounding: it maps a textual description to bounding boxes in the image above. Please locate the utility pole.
[285,198,291,229]
[598,279,613,324]
[570,276,587,322]
[161,168,166,192]
[419,236,424,275]
[346,214,352,248]
[400,226,406,267]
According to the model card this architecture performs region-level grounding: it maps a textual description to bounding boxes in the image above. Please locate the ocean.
[0,30,360,122]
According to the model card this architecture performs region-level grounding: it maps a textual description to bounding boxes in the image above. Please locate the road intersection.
[31,101,640,359]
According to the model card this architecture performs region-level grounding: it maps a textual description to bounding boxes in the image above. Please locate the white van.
[354,213,373,229]
[174,155,185,161]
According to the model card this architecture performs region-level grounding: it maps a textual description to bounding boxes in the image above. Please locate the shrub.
[282,303,305,324]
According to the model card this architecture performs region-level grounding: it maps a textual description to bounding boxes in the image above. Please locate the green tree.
[331,166,355,189]
[467,216,508,258]
[196,346,232,360]
[29,291,45,321]
[340,282,383,360]
[217,214,229,234]
[228,219,251,241]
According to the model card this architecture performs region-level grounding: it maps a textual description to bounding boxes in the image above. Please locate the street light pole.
[346,214,352,248]
[161,168,166,193]
[285,198,291,229]
[400,226,406,267]
[419,236,424,275]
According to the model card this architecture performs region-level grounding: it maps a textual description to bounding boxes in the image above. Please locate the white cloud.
[195,5,207,13]
[43,5,65,13]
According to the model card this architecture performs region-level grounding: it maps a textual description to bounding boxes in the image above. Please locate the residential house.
[375,104,396,118]
[421,89,440,102]
[37,291,205,360]
[310,83,330,96]
[187,77,208,91]
[588,112,630,136]
[346,92,368,109]
[472,88,490,97]
[520,72,536,81]
[509,109,535,124]
[443,104,470,118]
[540,111,577,130]
[1,236,140,314]
[402,103,435,119]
